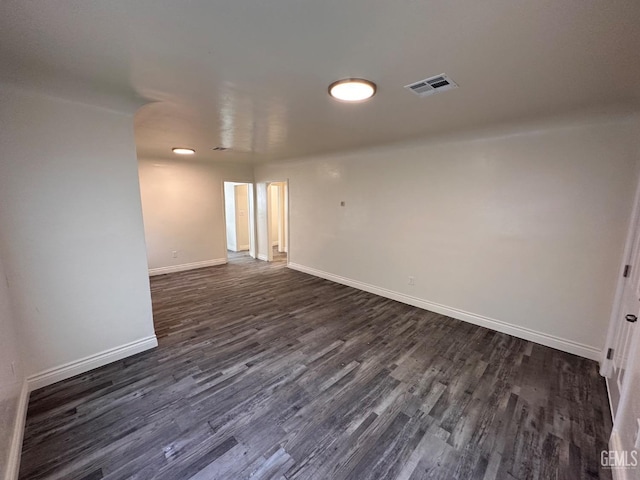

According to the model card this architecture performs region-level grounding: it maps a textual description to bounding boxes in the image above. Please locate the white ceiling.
[1,0,639,164]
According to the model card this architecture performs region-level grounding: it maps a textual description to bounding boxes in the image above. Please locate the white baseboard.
[27,335,158,391]
[257,254,268,261]
[272,241,279,247]
[5,380,29,480]
[149,258,226,276]
[287,263,601,361]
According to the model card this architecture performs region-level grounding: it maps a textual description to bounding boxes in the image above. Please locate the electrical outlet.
[172,250,178,258]
[408,276,415,286]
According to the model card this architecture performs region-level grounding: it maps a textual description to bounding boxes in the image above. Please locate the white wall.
[0,85,156,381]
[138,159,253,270]
[0,255,25,480]
[255,114,640,359]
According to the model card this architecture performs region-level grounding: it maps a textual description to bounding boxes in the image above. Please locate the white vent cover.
[404,74,458,97]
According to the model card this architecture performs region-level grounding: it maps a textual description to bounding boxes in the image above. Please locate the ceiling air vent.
[405,73,458,97]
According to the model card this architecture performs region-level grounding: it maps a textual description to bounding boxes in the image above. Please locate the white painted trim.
[602,171,640,374]
[288,263,601,361]
[6,337,158,475]
[272,241,279,247]
[606,376,616,428]
[238,244,250,251]
[5,380,29,480]
[27,335,158,391]
[148,258,226,276]
[609,431,632,480]
[257,253,268,261]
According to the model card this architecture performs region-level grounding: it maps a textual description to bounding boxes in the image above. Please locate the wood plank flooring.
[19,252,612,479]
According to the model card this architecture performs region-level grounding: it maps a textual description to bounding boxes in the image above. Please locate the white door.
[609,230,640,418]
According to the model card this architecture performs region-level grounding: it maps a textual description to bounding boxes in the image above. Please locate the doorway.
[223,182,255,261]
[267,181,288,263]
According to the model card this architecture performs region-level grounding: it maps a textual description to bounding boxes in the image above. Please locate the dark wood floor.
[19,253,612,479]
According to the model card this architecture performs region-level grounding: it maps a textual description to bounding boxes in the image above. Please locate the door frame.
[221,181,256,262]
[248,184,256,259]
[601,173,640,419]
[265,180,289,264]
[266,183,276,262]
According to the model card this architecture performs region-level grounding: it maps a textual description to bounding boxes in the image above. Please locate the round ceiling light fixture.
[172,147,196,155]
[328,78,376,102]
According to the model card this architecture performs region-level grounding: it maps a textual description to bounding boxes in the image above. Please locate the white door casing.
[608,234,640,419]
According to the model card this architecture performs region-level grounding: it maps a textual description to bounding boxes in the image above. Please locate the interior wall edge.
[26,335,158,392]
[4,379,28,480]
[288,262,601,361]
[0,80,141,118]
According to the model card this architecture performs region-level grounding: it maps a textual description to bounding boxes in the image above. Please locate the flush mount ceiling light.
[172,147,195,155]
[328,78,376,102]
